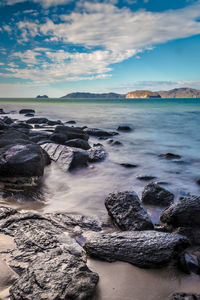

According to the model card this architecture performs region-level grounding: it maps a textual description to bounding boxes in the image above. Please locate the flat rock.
[105,191,153,231]
[84,128,118,137]
[117,125,132,131]
[137,175,157,181]
[160,195,200,227]
[84,231,190,268]
[42,143,89,171]
[120,163,138,168]
[19,109,35,114]
[26,117,48,124]
[159,153,182,159]
[141,183,174,207]
[88,144,107,162]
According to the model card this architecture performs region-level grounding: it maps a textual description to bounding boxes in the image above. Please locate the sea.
[0,97,200,300]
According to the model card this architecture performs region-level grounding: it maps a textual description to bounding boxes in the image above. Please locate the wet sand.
[88,259,200,300]
[0,234,17,300]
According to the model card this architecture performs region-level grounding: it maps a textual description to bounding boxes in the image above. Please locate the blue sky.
[0,0,200,97]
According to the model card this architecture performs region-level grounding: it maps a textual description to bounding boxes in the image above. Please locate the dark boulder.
[65,120,76,124]
[84,231,190,268]
[26,117,48,124]
[137,175,157,181]
[3,116,13,124]
[117,125,132,131]
[25,113,35,117]
[55,125,89,141]
[0,120,8,130]
[65,138,91,150]
[159,153,182,159]
[84,128,118,137]
[178,249,200,275]
[107,139,123,146]
[42,143,89,171]
[88,144,107,162]
[50,133,67,144]
[141,183,174,207]
[160,195,200,227]
[11,122,33,129]
[47,120,62,126]
[120,163,138,168]
[19,109,35,114]
[172,293,200,300]
[105,191,153,231]
[0,108,5,114]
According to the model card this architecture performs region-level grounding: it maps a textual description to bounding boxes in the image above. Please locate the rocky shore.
[0,108,200,299]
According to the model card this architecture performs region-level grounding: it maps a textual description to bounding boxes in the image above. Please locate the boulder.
[0,119,8,130]
[141,183,174,207]
[160,195,200,227]
[65,138,91,150]
[117,125,132,131]
[11,121,33,129]
[26,117,49,124]
[137,175,157,181]
[159,153,182,159]
[171,293,200,300]
[0,108,5,114]
[50,133,67,144]
[105,191,153,231]
[3,116,13,124]
[120,163,138,168]
[25,113,35,117]
[55,125,89,141]
[41,143,89,171]
[107,139,123,146]
[84,128,118,137]
[65,120,76,124]
[178,249,200,275]
[84,231,190,268]
[47,120,62,126]
[19,109,35,114]
[88,144,107,162]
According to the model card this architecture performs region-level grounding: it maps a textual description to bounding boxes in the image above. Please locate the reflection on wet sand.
[88,259,200,300]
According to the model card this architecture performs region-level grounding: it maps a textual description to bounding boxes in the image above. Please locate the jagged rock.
[159,153,182,159]
[88,144,107,162]
[65,139,91,150]
[84,231,190,268]
[84,128,118,137]
[117,125,132,131]
[10,249,99,300]
[105,191,153,231]
[19,109,35,114]
[42,143,89,171]
[141,183,174,207]
[172,293,200,300]
[160,195,200,227]
[55,125,89,141]
[26,117,49,124]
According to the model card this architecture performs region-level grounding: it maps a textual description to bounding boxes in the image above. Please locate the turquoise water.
[0,98,200,221]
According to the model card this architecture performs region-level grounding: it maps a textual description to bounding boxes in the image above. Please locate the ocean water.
[0,98,200,299]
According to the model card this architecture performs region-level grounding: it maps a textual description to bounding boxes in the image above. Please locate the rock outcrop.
[126,90,161,99]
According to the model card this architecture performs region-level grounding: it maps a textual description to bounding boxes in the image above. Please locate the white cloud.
[3,0,73,7]
[3,25,12,33]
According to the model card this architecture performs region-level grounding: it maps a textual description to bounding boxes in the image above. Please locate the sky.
[0,0,200,97]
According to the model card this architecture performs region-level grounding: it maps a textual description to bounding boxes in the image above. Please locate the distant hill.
[36,95,49,99]
[158,88,200,98]
[61,92,125,99]
[126,90,161,99]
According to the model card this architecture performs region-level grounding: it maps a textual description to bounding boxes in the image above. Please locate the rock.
[196,179,200,185]
[178,249,200,275]
[107,139,123,146]
[19,109,35,114]
[25,113,35,117]
[55,125,89,141]
[117,125,132,131]
[26,117,49,124]
[65,120,76,124]
[47,120,62,126]
[0,108,6,114]
[160,195,200,227]
[172,293,200,300]
[175,227,200,245]
[30,133,51,144]
[10,249,99,300]
[159,153,182,159]
[84,231,190,268]
[137,175,157,181]
[50,133,67,144]
[0,119,8,130]
[65,139,91,150]
[88,144,107,162]
[3,116,13,124]
[11,122,33,129]
[105,191,153,231]
[120,163,138,168]
[141,183,174,207]
[84,128,118,137]
[41,143,89,171]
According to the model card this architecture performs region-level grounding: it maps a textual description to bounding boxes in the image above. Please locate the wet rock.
[30,133,51,144]
[117,125,132,131]
[42,143,89,171]
[84,128,118,137]
[178,249,200,275]
[137,175,157,181]
[175,227,200,245]
[159,153,182,159]
[26,117,48,124]
[107,139,123,146]
[50,133,67,144]
[84,231,190,268]
[88,144,107,162]
[120,163,138,168]
[3,116,13,124]
[0,108,6,114]
[65,139,91,150]
[105,191,153,231]
[141,183,174,207]
[55,125,89,141]
[65,120,76,124]
[196,179,200,185]
[0,119,8,130]
[11,122,33,130]
[19,109,35,114]
[172,293,200,300]
[160,195,200,227]
[25,113,35,117]
[47,120,62,126]
[10,249,99,300]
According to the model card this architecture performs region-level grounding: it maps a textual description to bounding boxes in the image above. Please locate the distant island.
[36,95,49,99]
[60,88,200,99]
